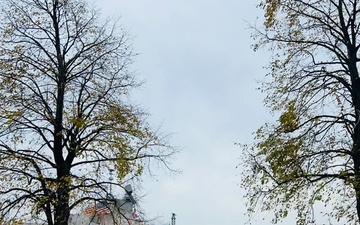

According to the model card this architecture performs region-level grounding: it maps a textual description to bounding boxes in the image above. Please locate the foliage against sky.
[0,0,175,224]
[242,0,360,224]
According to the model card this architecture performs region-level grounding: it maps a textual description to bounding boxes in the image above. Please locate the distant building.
[24,185,144,225]
[69,191,143,225]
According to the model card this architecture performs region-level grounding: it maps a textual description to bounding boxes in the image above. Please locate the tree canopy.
[241,0,360,224]
[0,0,175,224]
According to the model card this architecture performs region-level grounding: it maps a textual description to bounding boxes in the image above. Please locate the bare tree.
[0,0,175,224]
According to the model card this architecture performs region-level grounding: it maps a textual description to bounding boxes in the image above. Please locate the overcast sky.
[97,1,273,225]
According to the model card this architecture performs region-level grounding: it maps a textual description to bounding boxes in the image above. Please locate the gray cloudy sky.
[98,1,272,225]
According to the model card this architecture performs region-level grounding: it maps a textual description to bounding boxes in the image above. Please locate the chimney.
[171,213,176,225]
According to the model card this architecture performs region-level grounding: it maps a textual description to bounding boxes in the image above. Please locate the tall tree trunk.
[52,1,71,224]
[352,144,360,221]
[54,172,71,225]
[351,82,360,222]
[355,183,360,222]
